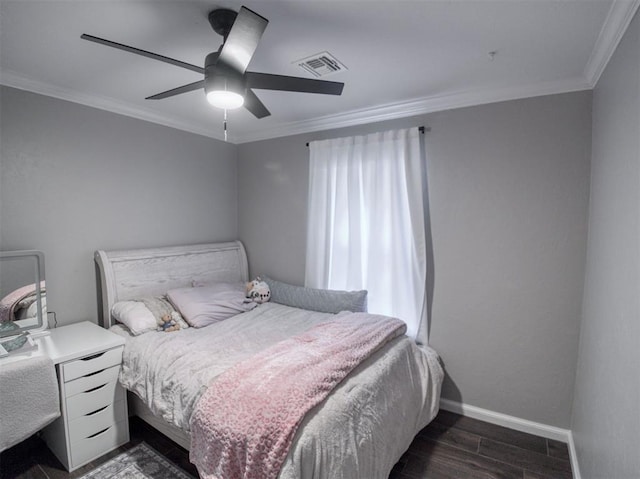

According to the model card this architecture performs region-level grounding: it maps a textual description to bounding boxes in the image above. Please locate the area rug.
[79,443,196,479]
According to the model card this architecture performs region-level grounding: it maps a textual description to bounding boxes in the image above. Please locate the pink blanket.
[189,312,406,479]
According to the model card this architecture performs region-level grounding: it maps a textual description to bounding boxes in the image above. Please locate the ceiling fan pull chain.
[223,109,228,142]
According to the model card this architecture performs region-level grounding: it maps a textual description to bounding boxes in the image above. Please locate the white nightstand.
[40,321,129,472]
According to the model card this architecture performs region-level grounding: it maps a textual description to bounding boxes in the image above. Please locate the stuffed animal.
[246,277,271,304]
[157,313,180,332]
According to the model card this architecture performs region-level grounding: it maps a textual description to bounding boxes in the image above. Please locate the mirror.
[0,250,46,338]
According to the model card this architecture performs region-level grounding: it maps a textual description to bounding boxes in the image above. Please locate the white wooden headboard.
[95,241,248,328]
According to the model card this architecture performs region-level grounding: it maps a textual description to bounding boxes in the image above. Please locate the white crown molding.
[584,0,640,87]
[0,70,226,142]
[0,71,591,145]
[233,77,592,143]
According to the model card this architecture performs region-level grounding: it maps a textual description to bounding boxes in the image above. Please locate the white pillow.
[111,301,158,335]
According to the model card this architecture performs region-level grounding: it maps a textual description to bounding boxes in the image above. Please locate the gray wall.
[571,10,639,479]
[0,75,598,431]
[238,91,592,428]
[0,86,238,326]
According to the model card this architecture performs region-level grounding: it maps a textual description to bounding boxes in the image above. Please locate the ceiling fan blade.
[246,72,344,95]
[216,6,268,74]
[81,34,205,74]
[146,80,205,100]
[243,89,271,118]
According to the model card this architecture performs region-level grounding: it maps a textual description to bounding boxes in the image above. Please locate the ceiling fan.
[80,5,344,119]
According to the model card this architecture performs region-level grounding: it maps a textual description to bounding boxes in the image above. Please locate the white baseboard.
[567,431,582,479]
[439,398,581,479]
[439,398,570,441]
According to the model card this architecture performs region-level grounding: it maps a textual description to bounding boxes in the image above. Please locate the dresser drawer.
[68,400,127,444]
[64,364,120,398]
[70,420,129,469]
[61,347,123,382]
[66,380,124,420]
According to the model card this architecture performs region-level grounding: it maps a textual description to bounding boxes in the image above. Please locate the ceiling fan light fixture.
[206,90,245,109]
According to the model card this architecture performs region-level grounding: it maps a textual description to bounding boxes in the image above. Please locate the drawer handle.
[83,368,106,378]
[86,427,111,439]
[83,383,107,394]
[81,352,105,361]
[85,405,109,417]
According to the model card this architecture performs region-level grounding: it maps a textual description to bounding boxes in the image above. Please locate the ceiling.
[1,1,638,144]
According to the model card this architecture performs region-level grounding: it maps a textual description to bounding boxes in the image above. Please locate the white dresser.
[40,321,129,472]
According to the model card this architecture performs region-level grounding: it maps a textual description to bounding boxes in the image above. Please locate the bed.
[95,241,443,479]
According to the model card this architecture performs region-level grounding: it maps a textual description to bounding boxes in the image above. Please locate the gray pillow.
[166,283,257,328]
[262,275,367,314]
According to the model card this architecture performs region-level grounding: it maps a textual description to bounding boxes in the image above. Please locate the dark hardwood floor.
[391,410,572,479]
[0,410,572,479]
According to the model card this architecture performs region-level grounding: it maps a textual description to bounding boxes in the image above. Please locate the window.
[306,127,429,342]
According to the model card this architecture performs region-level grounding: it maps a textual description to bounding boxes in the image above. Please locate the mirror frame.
[0,250,46,337]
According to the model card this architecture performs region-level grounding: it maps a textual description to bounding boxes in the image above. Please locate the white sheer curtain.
[306,127,428,342]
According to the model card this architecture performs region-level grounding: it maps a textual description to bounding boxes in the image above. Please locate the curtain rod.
[306,126,430,147]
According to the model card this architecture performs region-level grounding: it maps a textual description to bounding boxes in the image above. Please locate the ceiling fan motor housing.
[205,52,246,100]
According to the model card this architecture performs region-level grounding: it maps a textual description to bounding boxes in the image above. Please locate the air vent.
[295,51,347,77]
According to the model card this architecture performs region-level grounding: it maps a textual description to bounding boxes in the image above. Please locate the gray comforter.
[116,302,443,479]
